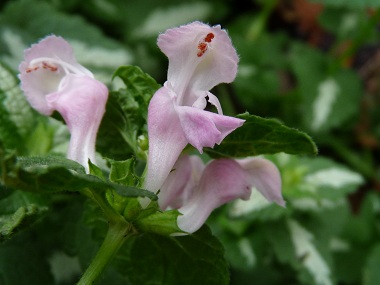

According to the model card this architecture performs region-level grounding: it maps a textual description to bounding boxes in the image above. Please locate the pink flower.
[145,22,245,193]
[19,35,108,172]
[161,155,284,233]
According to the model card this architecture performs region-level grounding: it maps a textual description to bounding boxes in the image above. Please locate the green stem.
[78,188,133,284]
[77,220,131,285]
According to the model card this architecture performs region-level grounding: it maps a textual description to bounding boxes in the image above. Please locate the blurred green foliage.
[0,0,380,284]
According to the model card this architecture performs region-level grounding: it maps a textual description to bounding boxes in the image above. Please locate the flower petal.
[144,86,188,193]
[176,106,245,152]
[19,35,92,115]
[46,74,108,172]
[158,21,238,97]
[207,91,223,115]
[237,157,285,207]
[19,64,62,115]
[159,155,205,210]
[177,159,252,233]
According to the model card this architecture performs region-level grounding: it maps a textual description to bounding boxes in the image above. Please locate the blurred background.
[0,0,380,284]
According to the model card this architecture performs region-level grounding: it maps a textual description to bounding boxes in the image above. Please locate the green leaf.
[106,158,144,216]
[216,232,259,272]
[24,119,55,155]
[228,188,287,222]
[287,220,333,285]
[0,61,38,137]
[0,62,58,156]
[290,44,362,133]
[0,239,54,284]
[205,113,317,158]
[273,154,364,204]
[112,184,156,201]
[88,160,106,180]
[342,192,380,245]
[97,65,160,160]
[265,220,296,265]
[0,150,157,200]
[0,95,22,151]
[363,243,380,285]
[17,155,86,174]
[335,248,368,285]
[114,225,229,285]
[0,204,47,241]
[135,209,184,236]
[113,65,161,107]
[267,219,334,285]
[0,190,48,241]
[109,158,139,186]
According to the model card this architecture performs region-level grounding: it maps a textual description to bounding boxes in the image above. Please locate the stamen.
[197,43,208,57]
[42,62,58,72]
[197,32,215,57]
[27,57,91,77]
[26,66,39,73]
[204,33,214,43]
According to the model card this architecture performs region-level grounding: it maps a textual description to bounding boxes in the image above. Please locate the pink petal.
[19,35,92,115]
[158,21,238,98]
[159,155,205,210]
[177,159,252,233]
[19,64,63,115]
[46,74,108,172]
[237,157,285,207]
[144,86,188,193]
[21,35,91,76]
[176,106,245,152]
[207,92,223,115]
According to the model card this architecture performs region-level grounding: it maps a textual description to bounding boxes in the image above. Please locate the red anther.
[26,66,39,73]
[197,50,206,57]
[198,42,207,51]
[196,33,214,57]
[204,33,214,43]
[42,62,58,72]
[197,42,208,57]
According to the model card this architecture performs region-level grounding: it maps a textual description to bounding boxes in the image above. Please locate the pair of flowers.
[19,22,284,234]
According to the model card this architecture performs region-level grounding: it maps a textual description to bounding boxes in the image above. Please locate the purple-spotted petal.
[46,74,108,172]
[176,105,245,152]
[237,157,285,207]
[177,159,252,233]
[158,21,238,97]
[144,86,188,193]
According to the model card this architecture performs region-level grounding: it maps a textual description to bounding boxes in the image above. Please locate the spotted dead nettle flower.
[19,35,108,172]
[161,155,285,233]
[144,22,245,194]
